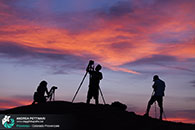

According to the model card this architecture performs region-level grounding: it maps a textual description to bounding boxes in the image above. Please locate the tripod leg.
[163,111,167,120]
[99,88,106,105]
[50,92,53,101]
[53,91,55,101]
[50,90,54,101]
[154,101,157,118]
[72,72,88,103]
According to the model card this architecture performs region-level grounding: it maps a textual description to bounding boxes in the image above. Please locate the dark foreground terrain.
[0,101,194,130]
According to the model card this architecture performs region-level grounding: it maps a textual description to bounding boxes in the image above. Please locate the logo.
[2,115,15,128]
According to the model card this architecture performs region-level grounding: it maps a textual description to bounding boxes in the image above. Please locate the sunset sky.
[0,0,195,124]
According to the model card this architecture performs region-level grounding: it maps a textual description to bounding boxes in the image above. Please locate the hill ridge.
[0,101,194,130]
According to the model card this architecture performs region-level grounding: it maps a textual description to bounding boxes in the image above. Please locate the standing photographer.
[86,61,103,105]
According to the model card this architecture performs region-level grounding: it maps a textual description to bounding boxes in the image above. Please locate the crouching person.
[32,80,50,104]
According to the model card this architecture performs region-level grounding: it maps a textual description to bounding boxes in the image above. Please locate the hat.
[153,75,159,81]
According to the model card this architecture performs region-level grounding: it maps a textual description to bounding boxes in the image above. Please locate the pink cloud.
[0,0,194,75]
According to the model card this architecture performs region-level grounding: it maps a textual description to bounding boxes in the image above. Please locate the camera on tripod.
[47,86,58,101]
[86,60,94,71]
[51,86,58,90]
[88,60,94,66]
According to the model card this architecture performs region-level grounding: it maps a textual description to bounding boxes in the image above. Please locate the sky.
[0,0,195,124]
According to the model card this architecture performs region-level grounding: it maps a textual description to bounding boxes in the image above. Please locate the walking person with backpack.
[144,75,166,120]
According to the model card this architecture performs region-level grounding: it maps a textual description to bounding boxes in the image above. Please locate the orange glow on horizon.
[167,117,195,124]
[0,98,32,110]
[135,112,195,124]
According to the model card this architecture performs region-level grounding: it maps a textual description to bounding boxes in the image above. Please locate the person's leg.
[145,96,156,116]
[95,98,99,105]
[38,96,46,104]
[43,96,47,103]
[86,98,91,104]
[33,92,38,104]
[157,96,163,120]
[94,88,99,105]
[86,88,92,104]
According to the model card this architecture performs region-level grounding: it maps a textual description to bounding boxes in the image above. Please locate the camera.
[51,86,58,90]
[86,60,94,71]
[88,60,94,66]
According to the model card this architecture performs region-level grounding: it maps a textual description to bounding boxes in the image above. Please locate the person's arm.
[100,73,103,80]
[152,82,157,91]
[45,86,50,96]
[162,81,166,91]
[86,65,90,72]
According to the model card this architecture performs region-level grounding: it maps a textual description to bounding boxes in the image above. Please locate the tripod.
[72,60,106,104]
[47,86,58,101]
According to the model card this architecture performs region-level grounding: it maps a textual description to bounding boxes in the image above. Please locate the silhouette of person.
[32,80,50,104]
[86,64,103,105]
[144,75,166,120]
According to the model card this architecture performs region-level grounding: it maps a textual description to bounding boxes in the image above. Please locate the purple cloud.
[105,1,134,17]
[0,42,92,74]
[190,80,195,88]
[121,55,195,74]
[129,55,178,65]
